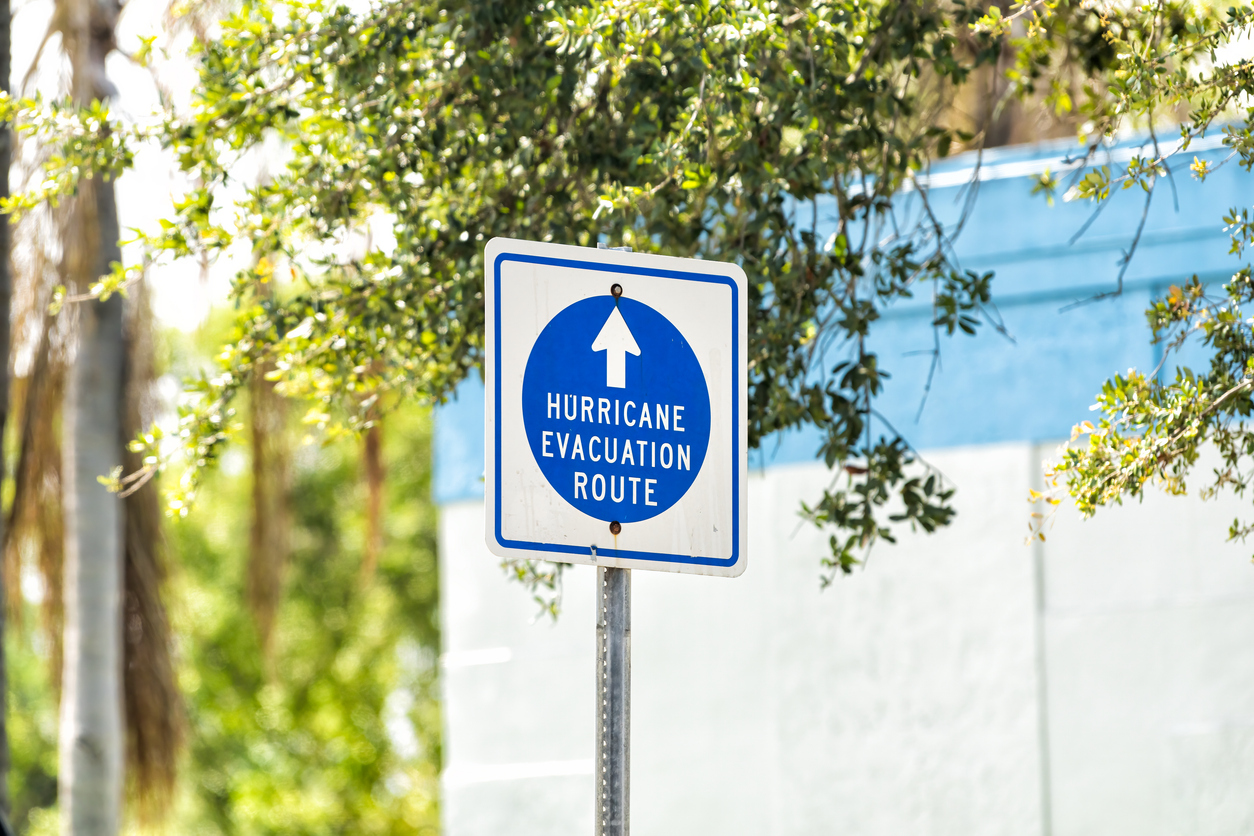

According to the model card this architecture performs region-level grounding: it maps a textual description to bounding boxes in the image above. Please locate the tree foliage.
[7,0,1254,578]
[166,399,441,834]
[1007,3,1254,544]
[35,0,1016,579]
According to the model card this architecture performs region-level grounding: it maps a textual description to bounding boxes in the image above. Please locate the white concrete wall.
[438,442,1254,835]
[1039,447,1254,835]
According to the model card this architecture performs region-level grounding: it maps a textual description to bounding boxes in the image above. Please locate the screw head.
[610,283,623,299]
[609,521,621,535]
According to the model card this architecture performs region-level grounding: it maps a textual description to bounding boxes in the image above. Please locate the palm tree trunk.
[248,369,291,660]
[0,0,13,823]
[59,177,125,836]
[362,422,385,582]
[58,0,125,827]
[120,281,181,818]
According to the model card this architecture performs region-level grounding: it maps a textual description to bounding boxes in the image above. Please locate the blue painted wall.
[435,134,1252,503]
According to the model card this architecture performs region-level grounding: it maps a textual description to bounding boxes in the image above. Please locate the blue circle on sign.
[522,295,710,524]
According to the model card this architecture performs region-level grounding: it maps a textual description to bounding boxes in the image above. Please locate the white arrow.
[591,305,641,389]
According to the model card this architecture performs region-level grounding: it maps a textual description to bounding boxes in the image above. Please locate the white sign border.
[484,237,749,577]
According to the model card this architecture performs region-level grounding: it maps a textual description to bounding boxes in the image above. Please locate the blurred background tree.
[7,314,443,834]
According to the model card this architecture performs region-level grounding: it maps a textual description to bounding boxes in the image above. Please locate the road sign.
[484,237,748,577]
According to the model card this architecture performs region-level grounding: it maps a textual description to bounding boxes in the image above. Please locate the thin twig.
[1061,179,1154,311]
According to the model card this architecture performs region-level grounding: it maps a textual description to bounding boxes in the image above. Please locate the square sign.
[484,237,748,577]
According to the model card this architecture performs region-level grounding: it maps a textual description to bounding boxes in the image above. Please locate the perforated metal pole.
[595,566,630,836]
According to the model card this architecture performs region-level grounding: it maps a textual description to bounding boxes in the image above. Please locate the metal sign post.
[595,566,630,836]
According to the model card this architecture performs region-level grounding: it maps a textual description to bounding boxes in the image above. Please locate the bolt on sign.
[484,237,749,577]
